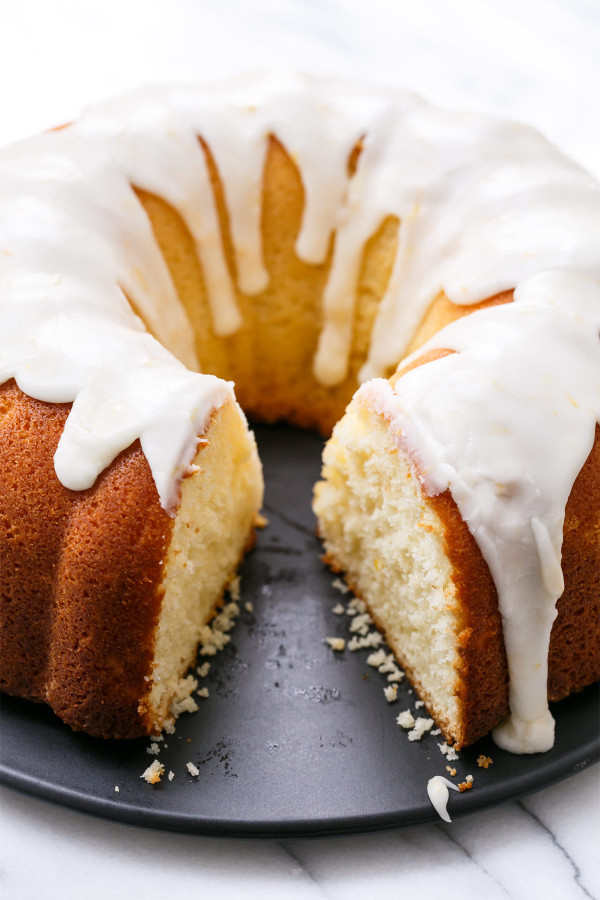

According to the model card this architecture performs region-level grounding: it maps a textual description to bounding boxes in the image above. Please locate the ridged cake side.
[0,381,172,738]
[0,384,262,738]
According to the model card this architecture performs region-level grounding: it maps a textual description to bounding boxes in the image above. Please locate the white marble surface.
[0,0,599,897]
[2,765,600,899]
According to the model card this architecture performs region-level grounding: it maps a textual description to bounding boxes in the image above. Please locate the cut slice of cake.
[0,386,262,739]
[313,387,600,749]
[314,392,507,748]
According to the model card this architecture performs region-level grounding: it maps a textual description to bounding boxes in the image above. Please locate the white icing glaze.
[0,127,235,512]
[0,74,597,749]
[358,268,599,753]
[427,775,460,823]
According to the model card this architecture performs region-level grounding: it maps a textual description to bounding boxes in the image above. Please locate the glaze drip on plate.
[0,73,598,751]
[427,775,460,823]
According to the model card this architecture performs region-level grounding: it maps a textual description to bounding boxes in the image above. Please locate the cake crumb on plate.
[325,637,345,652]
[141,760,164,784]
[408,717,434,741]
[438,742,459,761]
[396,710,415,729]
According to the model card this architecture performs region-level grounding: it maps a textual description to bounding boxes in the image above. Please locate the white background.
[0,1,599,897]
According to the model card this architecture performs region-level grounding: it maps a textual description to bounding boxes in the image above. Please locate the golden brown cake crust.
[426,489,509,748]
[548,424,600,701]
[0,380,173,739]
[433,425,600,747]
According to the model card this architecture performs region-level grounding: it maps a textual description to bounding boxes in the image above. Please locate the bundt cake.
[0,74,598,747]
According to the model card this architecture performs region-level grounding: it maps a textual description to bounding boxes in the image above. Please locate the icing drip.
[427,776,460,823]
[3,75,596,394]
[359,269,600,753]
[0,127,235,512]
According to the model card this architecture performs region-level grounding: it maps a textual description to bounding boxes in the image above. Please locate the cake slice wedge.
[313,386,600,749]
[0,384,263,739]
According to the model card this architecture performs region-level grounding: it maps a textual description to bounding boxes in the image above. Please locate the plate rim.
[2,695,598,838]
[1,423,598,838]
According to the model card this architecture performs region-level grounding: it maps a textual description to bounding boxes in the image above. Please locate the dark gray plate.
[1,424,598,837]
